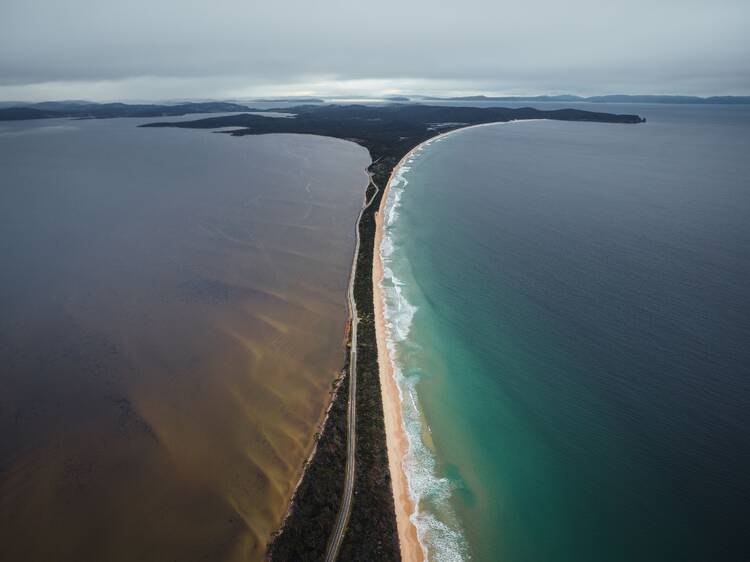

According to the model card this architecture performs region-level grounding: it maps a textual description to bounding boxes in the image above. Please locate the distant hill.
[0,107,62,120]
[0,101,255,121]
[435,94,750,105]
[252,97,325,103]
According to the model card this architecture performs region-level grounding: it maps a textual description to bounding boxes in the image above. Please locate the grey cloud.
[1,0,748,99]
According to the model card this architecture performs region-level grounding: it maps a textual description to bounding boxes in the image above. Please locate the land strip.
[144,104,645,561]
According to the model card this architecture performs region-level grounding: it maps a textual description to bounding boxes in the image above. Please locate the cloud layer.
[2,0,748,100]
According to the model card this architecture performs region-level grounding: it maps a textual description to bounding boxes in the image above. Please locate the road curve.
[324,173,380,562]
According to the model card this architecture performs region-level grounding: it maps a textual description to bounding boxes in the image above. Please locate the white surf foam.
[379,142,471,561]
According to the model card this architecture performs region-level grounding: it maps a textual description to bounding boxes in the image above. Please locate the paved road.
[324,174,379,562]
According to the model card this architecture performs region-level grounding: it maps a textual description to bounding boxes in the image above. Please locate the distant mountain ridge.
[2,95,748,121]
[431,94,750,104]
[252,97,325,103]
[0,101,254,121]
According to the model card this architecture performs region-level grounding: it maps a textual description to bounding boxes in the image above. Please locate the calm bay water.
[380,104,750,561]
[0,116,369,561]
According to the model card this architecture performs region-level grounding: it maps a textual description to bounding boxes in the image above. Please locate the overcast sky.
[1,0,748,101]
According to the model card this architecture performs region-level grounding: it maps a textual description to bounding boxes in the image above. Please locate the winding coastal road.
[324,172,380,562]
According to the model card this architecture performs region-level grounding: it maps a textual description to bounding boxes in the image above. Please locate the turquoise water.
[379,107,750,561]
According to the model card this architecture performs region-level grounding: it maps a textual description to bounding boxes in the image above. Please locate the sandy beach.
[373,123,510,562]
[372,122,496,562]
[373,146,427,562]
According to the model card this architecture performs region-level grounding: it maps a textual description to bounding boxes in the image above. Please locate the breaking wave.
[379,137,471,561]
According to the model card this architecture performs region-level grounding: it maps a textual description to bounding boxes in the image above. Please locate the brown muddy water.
[0,116,369,561]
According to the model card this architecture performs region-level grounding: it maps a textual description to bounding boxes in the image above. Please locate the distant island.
[0,101,254,121]
[426,94,750,104]
[3,93,746,123]
[251,97,325,103]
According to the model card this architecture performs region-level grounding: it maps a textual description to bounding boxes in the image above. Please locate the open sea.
[379,104,750,561]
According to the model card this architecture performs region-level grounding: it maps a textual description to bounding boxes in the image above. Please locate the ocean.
[379,104,750,561]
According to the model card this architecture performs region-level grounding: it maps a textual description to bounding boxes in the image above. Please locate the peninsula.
[142,103,645,560]
[142,103,644,166]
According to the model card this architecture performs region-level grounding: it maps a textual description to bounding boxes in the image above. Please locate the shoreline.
[373,147,424,562]
[373,121,517,561]
[134,109,644,560]
[268,367,346,547]
[270,120,537,559]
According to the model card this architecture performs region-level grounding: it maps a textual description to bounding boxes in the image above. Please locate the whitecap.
[379,140,471,561]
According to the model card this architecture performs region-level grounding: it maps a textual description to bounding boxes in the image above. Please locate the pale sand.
[373,145,426,562]
[373,123,512,562]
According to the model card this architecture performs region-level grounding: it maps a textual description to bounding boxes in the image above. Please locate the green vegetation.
[267,368,350,561]
[267,154,402,562]
[141,103,646,148]
[338,154,399,562]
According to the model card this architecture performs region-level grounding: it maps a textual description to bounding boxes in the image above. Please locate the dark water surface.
[381,104,750,561]
[0,116,369,561]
